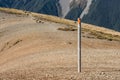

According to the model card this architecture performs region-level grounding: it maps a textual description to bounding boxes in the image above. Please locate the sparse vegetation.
[0,7,29,16]
[0,7,77,26]
[57,27,77,31]
[90,30,120,41]
[82,28,120,41]
[31,13,77,27]
[0,7,120,42]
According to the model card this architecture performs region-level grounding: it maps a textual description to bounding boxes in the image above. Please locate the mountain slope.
[0,0,60,16]
[0,8,120,80]
[65,0,87,20]
[82,0,120,31]
[0,0,86,18]
[0,0,120,32]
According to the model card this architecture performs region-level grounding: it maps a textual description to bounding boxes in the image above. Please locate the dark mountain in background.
[65,0,87,20]
[82,0,120,31]
[0,0,120,31]
[0,0,60,16]
[0,0,87,19]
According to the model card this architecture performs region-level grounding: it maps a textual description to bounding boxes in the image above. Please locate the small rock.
[68,42,72,44]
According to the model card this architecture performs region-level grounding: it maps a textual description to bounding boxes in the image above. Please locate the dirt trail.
[0,11,120,80]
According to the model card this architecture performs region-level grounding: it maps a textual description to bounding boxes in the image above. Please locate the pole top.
[78,18,81,24]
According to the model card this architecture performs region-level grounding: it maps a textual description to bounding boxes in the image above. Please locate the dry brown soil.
[0,11,120,80]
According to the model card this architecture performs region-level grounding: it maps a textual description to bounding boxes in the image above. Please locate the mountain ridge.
[0,0,120,31]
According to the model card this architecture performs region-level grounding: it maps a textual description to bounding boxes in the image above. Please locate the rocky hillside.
[82,0,120,31]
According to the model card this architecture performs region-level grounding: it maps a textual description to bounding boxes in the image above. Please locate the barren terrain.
[0,9,120,80]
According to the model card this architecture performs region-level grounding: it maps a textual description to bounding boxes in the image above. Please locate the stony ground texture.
[0,11,120,80]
